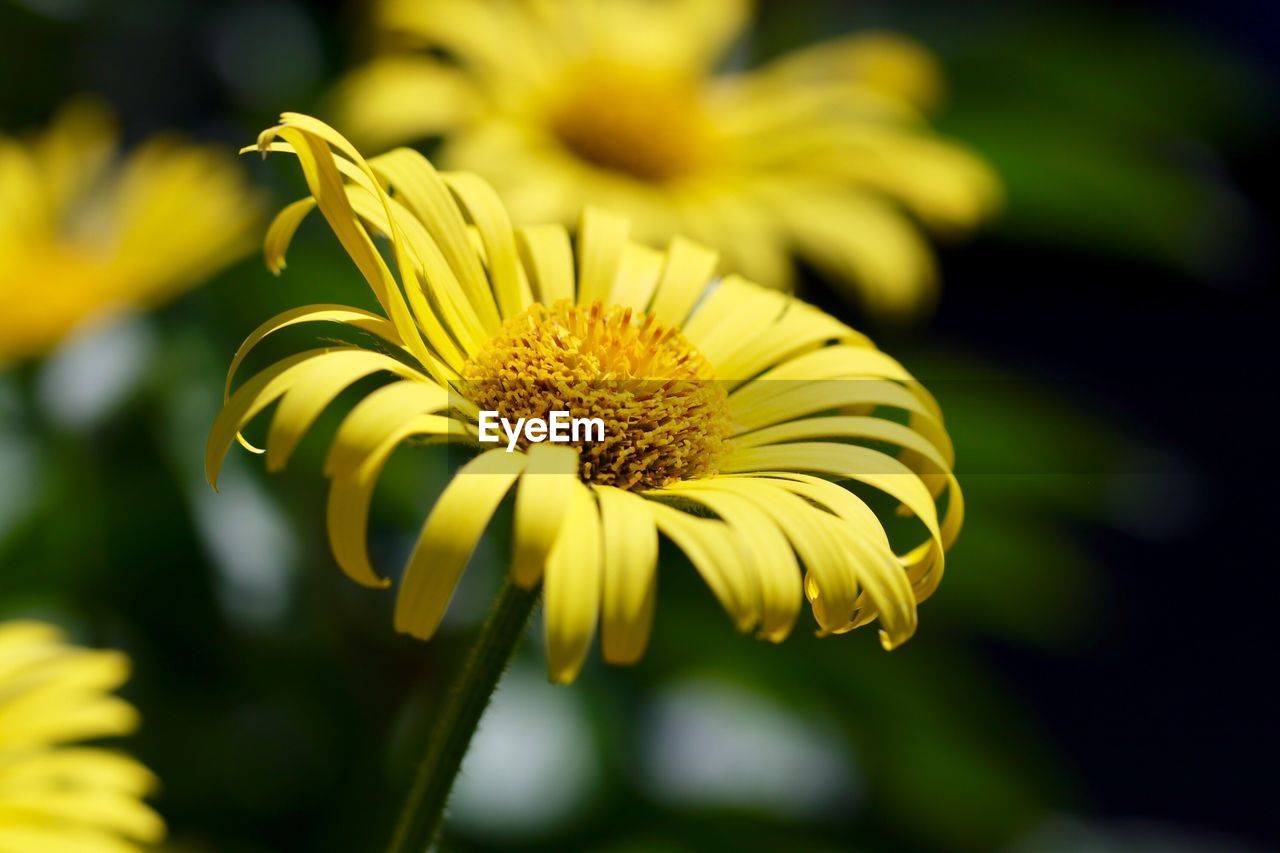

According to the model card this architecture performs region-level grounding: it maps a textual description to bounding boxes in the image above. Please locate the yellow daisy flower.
[207,115,962,685]
[331,0,1000,317]
[0,620,165,852]
[0,100,259,363]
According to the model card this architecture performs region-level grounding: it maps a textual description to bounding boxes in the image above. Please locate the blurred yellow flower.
[207,115,961,683]
[0,621,164,851]
[331,0,1000,317]
[0,100,258,363]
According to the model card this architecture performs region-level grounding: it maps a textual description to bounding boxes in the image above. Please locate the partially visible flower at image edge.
[206,114,963,684]
[331,0,1001,317]
[0,99,259,363]
[0,620,165,851]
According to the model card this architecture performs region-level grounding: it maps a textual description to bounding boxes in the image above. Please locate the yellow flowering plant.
[0,100,258,363]
[0,621,164,852]
[331,0,1001,317]
[207,114,961,848]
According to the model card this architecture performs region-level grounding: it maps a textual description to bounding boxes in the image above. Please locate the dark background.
[1,1,1276,850]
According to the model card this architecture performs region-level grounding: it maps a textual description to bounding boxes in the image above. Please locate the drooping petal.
[512,444,579,587]
[658,485,801,642]
[646,502,757,632]
[325,413,460,590]
[543,481,603,683]
[395,450,528,639]
[595,484,659,663]
[721,442,946,600]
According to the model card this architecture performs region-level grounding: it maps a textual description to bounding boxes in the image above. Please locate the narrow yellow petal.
[262,197,316,274]
[647,235,719,327]
[265,351,426,472]
[575,206,629,307]
[511,444,579,587]
[395,450,527,639]
[516,223,576,305]
[442,171,533,319]
[646,502,757,632]
[371,148,502,332]
[543,481,602,683]
[660,485,800,642]
[595,485,659,664]
[324,422,450,590]
[608,241,664,313]
[206,348,343,488]
[322,379,452,478]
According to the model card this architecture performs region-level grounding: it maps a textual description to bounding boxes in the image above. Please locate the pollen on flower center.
[461,300,732,489]
[546,62,712,182]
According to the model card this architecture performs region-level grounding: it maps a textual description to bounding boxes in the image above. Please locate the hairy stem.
[387,578,538,853]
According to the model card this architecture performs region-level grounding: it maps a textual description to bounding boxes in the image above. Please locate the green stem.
[387,578,539,853]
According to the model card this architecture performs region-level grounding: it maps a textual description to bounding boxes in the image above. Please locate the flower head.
[0,620,165,850]
[206,115,963,683]
[0,100,259,363]
[331,0,1000,317]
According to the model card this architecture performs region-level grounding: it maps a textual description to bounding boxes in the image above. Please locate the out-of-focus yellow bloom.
[0,621,165,851]
[206,115,962,683]
[0,100,258,363]
[331,0,1000,317]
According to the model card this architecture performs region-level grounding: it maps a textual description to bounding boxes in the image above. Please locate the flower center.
[546,62,712,182]
[461,300,732,489]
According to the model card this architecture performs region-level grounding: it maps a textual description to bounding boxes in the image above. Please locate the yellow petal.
[659,485,800,642]
[395,450,527,639]
[671,479,856,633]
[607,241,664,313]
[543,481,602,683]
[371,148,502,333]
[263,197,316,274]
[442,170,533,319]
[206,348,419,488]
[516,223,576,305]
[766,184,937,318]
[265,350,427,472]
[647,235,718,327]
[512,444,579,587]
[330,55,477,149]
[322,379,452,478]
[595,485,659,664]
[721,442,945,597]
[575,206,629,307]
[753,32,945,112]
[645,502,757,632]
[0,748,157,798]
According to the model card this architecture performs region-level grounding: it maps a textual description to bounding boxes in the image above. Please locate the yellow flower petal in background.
[0,621,164,851]
[329,0,1002,319]
[0,100,259,363]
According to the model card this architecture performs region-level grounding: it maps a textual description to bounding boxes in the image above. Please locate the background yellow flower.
[0,620,164,851]
[0,100,259,363]
[331,0,1001,318]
